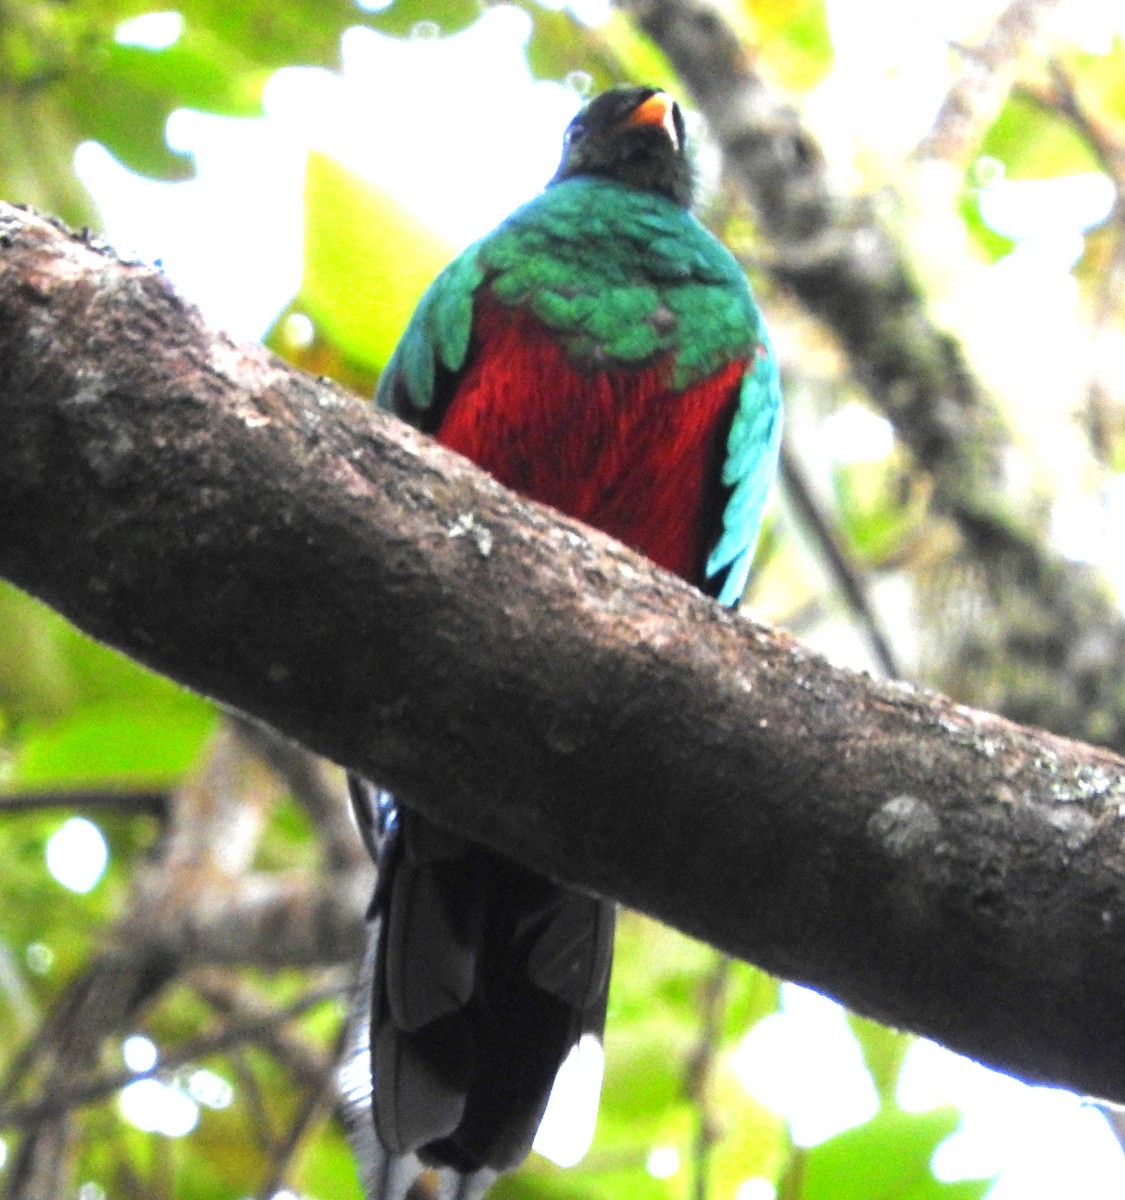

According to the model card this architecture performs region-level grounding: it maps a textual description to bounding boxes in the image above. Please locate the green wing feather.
[376,249,484,428]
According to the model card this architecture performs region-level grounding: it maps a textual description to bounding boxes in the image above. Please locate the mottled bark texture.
[4,202,1125,1104]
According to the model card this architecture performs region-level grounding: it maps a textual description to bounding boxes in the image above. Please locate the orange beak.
[627,92,680,151]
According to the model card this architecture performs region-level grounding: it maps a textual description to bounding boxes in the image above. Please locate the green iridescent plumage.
[379,178,763,408]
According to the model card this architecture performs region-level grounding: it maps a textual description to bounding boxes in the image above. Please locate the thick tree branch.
[4,202,1125,1105]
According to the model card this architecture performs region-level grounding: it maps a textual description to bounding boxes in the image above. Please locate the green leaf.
[64,30,269,180]
[178,0,371,71]
[800,1106,994,1200]
[846,1013,913,1103]
[980,93,1098,180]
[298,150,454,372]
[364,0,482,40]
[493,1156,676,1200]
[724,962,782,1040]
[832,449,929,566]
[0,583,78,722]
[0,94,102,227]
[296,1125,365,1199]
[1066,39,1125,143]
[746,0,834,91]
[708,1076,788,1195]
[600,1014,691,1140]
[9,693,217,790]
[523,4,620,92]
[960,187,1018,263]
[2,604,217,791]
[587,12,680,95]
[0,0,400,213]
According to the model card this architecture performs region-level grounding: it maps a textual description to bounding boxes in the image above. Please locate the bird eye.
[564,121,585,145]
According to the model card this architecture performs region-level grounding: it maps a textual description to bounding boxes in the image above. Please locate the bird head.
[551,86,693,207]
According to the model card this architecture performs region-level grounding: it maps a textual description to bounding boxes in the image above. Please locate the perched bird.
[342,85,782,1200]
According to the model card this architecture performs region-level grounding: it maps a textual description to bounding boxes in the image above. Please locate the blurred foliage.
[0,0,381,221]
[0,581,217,791]
[745,0,834,91]
[3,0,1125,1198]
[299,149,453,374]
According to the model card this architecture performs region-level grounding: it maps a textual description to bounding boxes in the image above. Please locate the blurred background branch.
[0,723,364,1199]
[624,0,1125,750]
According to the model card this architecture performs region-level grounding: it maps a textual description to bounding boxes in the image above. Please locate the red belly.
[436,292,746,587]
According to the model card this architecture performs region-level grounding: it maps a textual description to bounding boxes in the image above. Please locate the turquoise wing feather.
[705,335,783,608]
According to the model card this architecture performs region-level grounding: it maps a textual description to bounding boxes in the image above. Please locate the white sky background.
[77,5,582,340]
[64,1,1125,1196]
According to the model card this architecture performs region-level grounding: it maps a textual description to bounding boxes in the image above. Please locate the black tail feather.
[342,775,614,1196]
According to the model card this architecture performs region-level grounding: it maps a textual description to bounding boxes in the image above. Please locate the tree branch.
[4,202,1125,1105]
[0,977,345,1131]
[0,718,361,1198]
[916,0,1063,164]
[0,787,168,814]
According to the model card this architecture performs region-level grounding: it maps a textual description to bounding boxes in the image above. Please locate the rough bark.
[4,202,1125,1105]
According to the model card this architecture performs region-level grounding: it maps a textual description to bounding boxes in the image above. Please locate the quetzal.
[343,85,782,1200]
